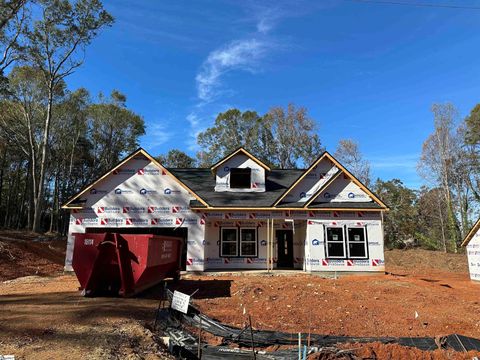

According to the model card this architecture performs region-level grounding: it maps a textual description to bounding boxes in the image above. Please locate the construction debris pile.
[156,289,480,359]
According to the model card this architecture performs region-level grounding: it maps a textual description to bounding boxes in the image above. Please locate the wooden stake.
[298,332,301,360]
[249,315,256,360]
[153,282,167,330]
[307,317,311,347]
[198,317,202,359]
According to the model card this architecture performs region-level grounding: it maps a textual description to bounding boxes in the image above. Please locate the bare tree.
[26,0,113,232]
[334,139,371,186]
[197,104,323,169]
[417,103,461,252]
[264,104,323,168]
[0,0,28,89]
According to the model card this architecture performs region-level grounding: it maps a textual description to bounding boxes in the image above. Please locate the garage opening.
[85,227,188,270]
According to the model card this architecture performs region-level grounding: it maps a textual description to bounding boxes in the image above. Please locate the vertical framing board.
[293,220,307,269]
[466,228,480,282]
[65,154,205,272]
[214,153,266,192]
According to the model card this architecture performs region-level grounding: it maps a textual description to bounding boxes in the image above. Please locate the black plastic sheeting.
[157,289,480,359]
[157,308,298,360]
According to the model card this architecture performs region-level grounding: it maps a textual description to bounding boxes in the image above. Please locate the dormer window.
[211,148,269,192]
[230,168,251,189]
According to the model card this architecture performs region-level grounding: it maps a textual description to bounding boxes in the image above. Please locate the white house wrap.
[63,147,389,274]
[462,219,480,282]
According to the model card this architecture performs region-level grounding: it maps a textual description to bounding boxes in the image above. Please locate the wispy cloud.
[254,6,283,34]
[185,103,234,151]
[186,4,285,152]
[185,112,201,151]
[196,39,269,102]
[367,153,423,189]
[141,122,173,153]
[369,153,419,171]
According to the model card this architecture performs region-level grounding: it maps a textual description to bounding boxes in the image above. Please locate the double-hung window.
[325,227,346,258]
[346,226,368,259]
[221,228,238,257]
[240,228,257,257]
[325,225,368,259]
[220,227,257,257]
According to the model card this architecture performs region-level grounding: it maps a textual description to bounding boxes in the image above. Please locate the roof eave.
[462,218,480,247]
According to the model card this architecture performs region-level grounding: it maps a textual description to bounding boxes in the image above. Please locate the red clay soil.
[0,230,66,281]
[0,232,479,359]
[0,275,173,359]
[172,250,479,341]
[320,342,479,360]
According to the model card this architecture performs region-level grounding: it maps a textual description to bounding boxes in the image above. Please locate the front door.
[276,230,294,268]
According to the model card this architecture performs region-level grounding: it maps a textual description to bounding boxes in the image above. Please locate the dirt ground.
[173,250,479,339]
[0,231,479,359]
[0,275,172,360]
[0,231,173,359]
[0,230,65,281]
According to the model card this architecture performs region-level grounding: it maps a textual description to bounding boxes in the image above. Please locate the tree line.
[159,104,480,253]
[0,0,147,233]
[373,103,479,252]
[0,2,479,252]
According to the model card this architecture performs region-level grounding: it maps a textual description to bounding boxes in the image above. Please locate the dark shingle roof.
[308,202,383,209]
[169,168,304,208]
[169,169,381,210]
[275,201,381,209]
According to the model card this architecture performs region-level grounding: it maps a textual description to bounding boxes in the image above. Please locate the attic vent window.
[230,168,251,189]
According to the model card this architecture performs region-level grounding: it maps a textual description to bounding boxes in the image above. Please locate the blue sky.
[67,0,480,188]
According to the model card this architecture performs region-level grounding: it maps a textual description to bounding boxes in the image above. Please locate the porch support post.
[266,216,270,272]
[271,218,274,271]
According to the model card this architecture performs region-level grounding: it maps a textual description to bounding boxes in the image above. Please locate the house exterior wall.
[466,229,480,282]
[214,154,266,192]
[64,151,386,274]
[204,219,273,269]
[199,211,383,272]
[304,212,384,272]
[64,154,205,272]
[202,218,307,270]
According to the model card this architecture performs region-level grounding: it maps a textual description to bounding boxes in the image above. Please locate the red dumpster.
[72,232,182,297]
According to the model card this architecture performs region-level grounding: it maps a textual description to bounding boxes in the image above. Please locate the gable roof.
[272,151,388,210]
[62,148,388,212]
[62,148,210,209]
[210,147,271,172]
[462,218,480,247]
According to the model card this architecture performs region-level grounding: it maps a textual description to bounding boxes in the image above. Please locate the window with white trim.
[240,228,257,256]
[221,228,238,257]
[347,226,368,258]
[325,227,346,258]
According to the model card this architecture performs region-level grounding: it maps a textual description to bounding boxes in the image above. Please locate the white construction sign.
[171,290,190,314]
[466,228,480,282]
